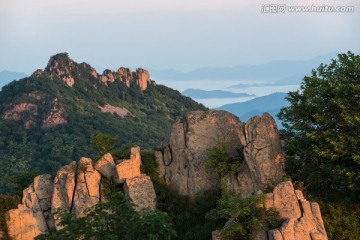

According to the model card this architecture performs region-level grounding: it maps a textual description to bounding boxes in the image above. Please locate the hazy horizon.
[1,0,359,74]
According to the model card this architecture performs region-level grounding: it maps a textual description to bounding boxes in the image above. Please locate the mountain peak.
[32,53,154,90]
[45,53,75,72]
[43,52,76,87]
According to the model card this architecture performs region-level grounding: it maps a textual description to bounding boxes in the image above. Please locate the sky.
[0,0,359,74]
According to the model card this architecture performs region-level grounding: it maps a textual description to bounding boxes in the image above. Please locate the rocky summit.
[35,53,154,91]
[155,111,285,198]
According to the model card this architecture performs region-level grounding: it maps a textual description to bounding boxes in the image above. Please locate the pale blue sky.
[0,0,359,74]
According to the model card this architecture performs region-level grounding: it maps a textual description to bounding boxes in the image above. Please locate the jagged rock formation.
[32,53,156,91]
[6,147,156,240]
[155,110,285,198]
[266,182,328,240]
[212,181,328,240]
[117,67,132,87]
[44,55,76,87]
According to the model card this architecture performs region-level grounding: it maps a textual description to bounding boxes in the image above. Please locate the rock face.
[72,158,101,218]
[41,98,67,128]
[124,175,157,211]
[51,161,77,229]
[2,103,38,121]
[241,114,285,193]
[45,54,75,87]
[116,67,132,87]
[1,98,67,129]
[2,103,38,128]
[116,146,142,183]
[6,205,48,240]
[265,181,328,240]
[94,153,117,180]
[155,110,285,198]
[6,147,156,240]
[6,175,54,240]
[100,69,115,85]
[98,104,131,118]
[135,68,151,91]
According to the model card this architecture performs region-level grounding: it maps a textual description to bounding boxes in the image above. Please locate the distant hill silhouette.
[216,92,289,127]
[150,52,338,86]
[182,88,254,99]
[0,71,28,89]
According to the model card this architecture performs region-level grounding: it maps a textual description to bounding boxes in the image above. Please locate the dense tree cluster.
[278,52,360,202]
[278,52,360,239]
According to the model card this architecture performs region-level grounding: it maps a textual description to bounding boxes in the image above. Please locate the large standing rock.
[72,158,101,217]
[6,205,48,240]
[243,113,284,191]
[94,153,117,180]
[124,175,156,211]
[271,181,302,219]
[33,174,55,229]
[135,68,151,91]
[155,111,285,198]
[264,181,328,240]
[156,110,245,197]
[7,184,48,240]
[34,175,53,211]
[51,161,77,230]
[116,147,141,183]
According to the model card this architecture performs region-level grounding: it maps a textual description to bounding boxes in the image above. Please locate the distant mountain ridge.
[182,88,255,99]
[0,71,28,89]
[150,52,338,85]
[216,92,289,127]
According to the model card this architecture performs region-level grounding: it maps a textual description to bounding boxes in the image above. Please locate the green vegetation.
[205,139,244,175]
[91,133,119,154]
[278,52,360,240]
[319,201,360,240]
[0,53,206,194]
[35,192,177,240]
[206,193,282,240]
[278,52,360,202]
